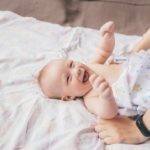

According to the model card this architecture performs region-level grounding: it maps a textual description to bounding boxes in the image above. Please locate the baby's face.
[43,59,93,100]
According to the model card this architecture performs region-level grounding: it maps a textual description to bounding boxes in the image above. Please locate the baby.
[38,22,150,119]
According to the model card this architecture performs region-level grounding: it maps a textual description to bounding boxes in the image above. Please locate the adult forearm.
[132,109,150,143]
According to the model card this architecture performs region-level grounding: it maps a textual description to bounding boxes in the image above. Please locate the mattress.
[0,11,150,150]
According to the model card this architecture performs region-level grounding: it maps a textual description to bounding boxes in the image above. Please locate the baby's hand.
[89,74,113,100]
[100,21,115,37]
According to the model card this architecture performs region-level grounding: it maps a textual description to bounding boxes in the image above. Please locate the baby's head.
[38,59,92,101]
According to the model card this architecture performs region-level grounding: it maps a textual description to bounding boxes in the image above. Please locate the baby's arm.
[128,28,150,54]
[89,22,115,64]
[85,74,118,119]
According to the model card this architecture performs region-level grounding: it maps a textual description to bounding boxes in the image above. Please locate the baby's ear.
[61,96,75,101]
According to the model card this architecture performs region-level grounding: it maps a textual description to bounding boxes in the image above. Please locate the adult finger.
[95,124,106,133]
[99,131,110,140]
[97,118,108,124]
[103,137,116,145]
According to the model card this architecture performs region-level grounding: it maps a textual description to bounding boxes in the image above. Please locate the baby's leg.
[88,22,115,64]
[99,21,115,53]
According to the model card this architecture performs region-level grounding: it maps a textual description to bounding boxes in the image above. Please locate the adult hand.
[95,116,149,145]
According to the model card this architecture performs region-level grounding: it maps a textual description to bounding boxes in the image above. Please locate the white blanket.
[0,11,150,150]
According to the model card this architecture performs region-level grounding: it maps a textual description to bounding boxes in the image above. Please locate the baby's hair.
[38,63,61,100]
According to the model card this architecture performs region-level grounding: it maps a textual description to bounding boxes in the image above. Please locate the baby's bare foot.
[99,21,115,52]
[100,21,115,37]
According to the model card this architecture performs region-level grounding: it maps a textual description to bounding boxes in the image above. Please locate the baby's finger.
[102,87,113,100]
[93,76,105,89]
[98,81,109,92]
[89,74,98,85]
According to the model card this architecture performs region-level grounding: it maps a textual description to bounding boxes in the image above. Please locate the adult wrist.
[133,120,149,144]
[136,114,150,137]
[143,111,150,131]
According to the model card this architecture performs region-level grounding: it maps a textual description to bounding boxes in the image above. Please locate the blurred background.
[0,0,150,35]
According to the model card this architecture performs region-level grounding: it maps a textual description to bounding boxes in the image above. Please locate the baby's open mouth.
[83,71,89,83]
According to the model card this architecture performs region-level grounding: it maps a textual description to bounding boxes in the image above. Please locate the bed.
[1,0,150,36]
[0,10,150,150]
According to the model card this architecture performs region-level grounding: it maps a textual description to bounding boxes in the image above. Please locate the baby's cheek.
[70,82,80,92]
[72,81,81,88]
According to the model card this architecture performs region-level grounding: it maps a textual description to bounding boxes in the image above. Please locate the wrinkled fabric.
[0,11,150,150]
[113,50,150,115]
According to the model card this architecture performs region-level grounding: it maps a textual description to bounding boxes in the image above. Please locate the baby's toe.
[108,21,115,32]
[100,21,115,36]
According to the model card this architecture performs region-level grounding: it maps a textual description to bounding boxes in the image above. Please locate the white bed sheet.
[0,11,150,150]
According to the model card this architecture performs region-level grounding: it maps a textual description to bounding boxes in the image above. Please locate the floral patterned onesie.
[112,50,150,115]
